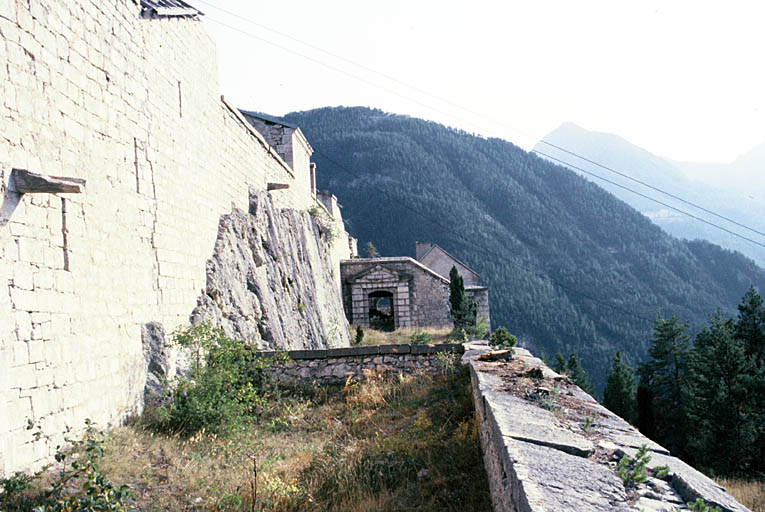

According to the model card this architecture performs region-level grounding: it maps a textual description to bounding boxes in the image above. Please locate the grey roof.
[239,110,299,130]
[140,0,203,17]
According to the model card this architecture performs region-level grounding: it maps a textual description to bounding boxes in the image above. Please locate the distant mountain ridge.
[534,123,765,267]
[278,107,765,390]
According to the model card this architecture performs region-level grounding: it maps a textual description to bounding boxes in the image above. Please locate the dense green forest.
[603,287,765,476]
[281,107,765,389]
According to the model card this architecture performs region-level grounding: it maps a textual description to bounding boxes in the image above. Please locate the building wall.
[419,245,480,287]
[340,257,491,331]
[0,0,350,476]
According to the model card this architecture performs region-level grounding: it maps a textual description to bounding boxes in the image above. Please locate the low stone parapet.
[257,343,464,384]
[463,342,751,512]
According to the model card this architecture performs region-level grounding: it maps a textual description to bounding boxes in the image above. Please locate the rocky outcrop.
[191,189,351,349]
[141,322,170,404]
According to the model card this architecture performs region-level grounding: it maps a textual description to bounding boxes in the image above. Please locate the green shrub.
[617,444,650,488]
[490,327,518,350]
[355,326,365,345]
[410,329,433,345]
[0,420,135,512]
[153,323,286,436]
[688,498,723,512]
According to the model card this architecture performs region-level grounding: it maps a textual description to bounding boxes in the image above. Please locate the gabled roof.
[419,243,480,277]
[239,110,299,130]
[346,264,413,284]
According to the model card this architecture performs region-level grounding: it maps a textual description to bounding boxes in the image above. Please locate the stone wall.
[0,0,351,476]
[417,242,480,287]
[340,257,490,330]
[258,343,465,384]
[463,343,750,512]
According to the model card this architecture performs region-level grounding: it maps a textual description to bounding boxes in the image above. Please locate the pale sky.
[196,0,765,164]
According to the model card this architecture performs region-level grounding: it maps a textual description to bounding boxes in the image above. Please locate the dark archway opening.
[368,290,394,331]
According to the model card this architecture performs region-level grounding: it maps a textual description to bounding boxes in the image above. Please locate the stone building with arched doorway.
[339,243,490,331]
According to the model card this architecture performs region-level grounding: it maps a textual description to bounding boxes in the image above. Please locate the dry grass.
[717,477,765,512]
[357,326,454,346]
[52,368,490,511]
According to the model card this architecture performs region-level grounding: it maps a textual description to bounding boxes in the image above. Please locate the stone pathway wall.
[257,343,464,384]
[463,342,751,512]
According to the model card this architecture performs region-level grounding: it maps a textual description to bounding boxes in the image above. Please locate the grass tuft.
[716,477,765,512]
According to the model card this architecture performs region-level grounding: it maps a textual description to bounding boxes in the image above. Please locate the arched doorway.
[368,290,395,331]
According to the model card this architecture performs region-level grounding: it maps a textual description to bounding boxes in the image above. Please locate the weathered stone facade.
[0,0,352,476]
[340,249,490,331]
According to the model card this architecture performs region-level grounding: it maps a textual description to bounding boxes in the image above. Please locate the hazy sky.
[197,0,765,164]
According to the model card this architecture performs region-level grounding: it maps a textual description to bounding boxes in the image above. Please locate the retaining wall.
[0,0,351,476]
[259,343,465,384]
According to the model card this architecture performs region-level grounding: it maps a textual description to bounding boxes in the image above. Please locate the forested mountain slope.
[281,107,765,389]
[535,122,765,267]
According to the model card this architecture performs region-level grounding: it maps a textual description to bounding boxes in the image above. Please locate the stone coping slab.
[463,344,751,512]
[616,447,750,512]
[255,343,465,360]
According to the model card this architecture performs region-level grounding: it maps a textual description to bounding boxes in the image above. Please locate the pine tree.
[638,314,690,455]
[553,352,567,374]
[364,241,379,258]
[566,353,595,395]
[603,351,637,424]
[449,266,477,332]
[732,287,765,474]
[683,312,758,474]
[735,286,765,362]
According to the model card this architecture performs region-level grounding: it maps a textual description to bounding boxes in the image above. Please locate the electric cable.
[198,6,765,249]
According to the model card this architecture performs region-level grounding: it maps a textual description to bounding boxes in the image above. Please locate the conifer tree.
[638,314,690,455]
[364,241,379,258]
[735,286,765,362]
[732,287,765,474]
[603,351,637,424]
[683,312,758,474]
[566,353,595,395]
[449,266,477,332]
[553,352,567,374]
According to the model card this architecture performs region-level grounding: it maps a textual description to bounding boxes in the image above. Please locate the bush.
[152,323,286,436]
[0,420,135,512]
[489,327,517,350]
[410,329,432,345]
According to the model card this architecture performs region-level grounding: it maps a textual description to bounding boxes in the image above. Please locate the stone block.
[377,344,410,355]
[288,349,327,360]
[325,346,378,357]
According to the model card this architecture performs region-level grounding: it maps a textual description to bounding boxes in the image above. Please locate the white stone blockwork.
[0,0,351,476]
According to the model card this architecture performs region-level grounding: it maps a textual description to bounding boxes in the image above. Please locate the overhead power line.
[534,150,765,251]
[535,141,765,239]
[197,3,765,251]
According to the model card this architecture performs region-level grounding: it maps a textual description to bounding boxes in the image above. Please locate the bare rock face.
[141,322,169,404]
[191,189,351,350]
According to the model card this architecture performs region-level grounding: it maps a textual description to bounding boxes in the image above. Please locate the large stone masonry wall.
[258,343,465,384]
[463,343,750,512]
[0,0,351,476]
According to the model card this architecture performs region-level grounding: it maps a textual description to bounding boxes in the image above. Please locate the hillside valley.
[280,107,765,389]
